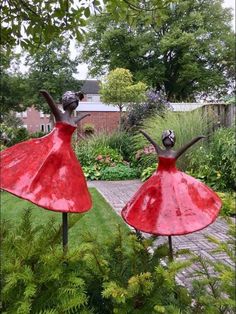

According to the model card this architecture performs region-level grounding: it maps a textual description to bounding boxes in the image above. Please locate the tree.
[100,68,147,129]
[0,40,83,115]
[1,0,171,51]
[24,39,83,112]
[0,49,29,116]
[81,0,235,101]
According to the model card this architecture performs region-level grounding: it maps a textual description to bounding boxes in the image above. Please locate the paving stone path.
[88,180,234,287]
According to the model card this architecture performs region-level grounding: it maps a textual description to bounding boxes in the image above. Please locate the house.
[75,102,120,133]
[81,80,101,102]
[15,80,119,134]
[15,107,52,133]
[15,79,233,134]
[76,80,120,133]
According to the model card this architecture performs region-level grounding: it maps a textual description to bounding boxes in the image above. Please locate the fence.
[201,103,235,130]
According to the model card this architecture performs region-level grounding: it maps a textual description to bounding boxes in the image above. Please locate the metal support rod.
[168,236,174,261]
[62,212,68,252]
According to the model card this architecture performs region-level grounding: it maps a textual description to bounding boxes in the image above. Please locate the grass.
[134,109,215,170]
[0,188,129,246]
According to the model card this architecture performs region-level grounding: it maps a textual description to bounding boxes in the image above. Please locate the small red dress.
[121,156,222,235]
[0,122,92,213]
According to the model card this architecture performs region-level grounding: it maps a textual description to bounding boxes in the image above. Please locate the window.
[22,111,27,118]
[40,111,44,118]
[47,124,51,132]
[87,95,100,102]
[92,95,100,102]
[41,124,45,132]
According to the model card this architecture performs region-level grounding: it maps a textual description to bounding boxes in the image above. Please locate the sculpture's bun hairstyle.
[62,91,79,110]
[75,91,84,101]
[162,130,175,146]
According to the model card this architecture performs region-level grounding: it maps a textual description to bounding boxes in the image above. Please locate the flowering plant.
[125,89,171,128]
[135,145,155,160]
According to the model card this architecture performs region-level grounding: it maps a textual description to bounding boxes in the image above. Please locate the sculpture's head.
[62,91,84,111]
[162,130,175,148]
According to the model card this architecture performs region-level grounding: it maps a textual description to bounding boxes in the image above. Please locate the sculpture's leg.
[62,212,68,252]
[168,236,174,261]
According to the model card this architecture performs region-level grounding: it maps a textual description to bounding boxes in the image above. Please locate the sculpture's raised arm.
[40,90,62,121]
[140,130,162,154]
[175,135,206,159]
[74,113,90,124]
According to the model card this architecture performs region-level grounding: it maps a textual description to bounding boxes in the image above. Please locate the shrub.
[1,209,89,314]
[134,145,157,174]
[124,90,170,129]
[218,192,236,217]
[30,131,46,138]
[188,127,236,191]
[76,131,137,162]
[107,131,136,162]
[83,164,102,180]
[0,143,7,151]
[75,132,138,180]
[141,163,157,181]
[191,220,236,313]
[100,165,138,180]
[0,123,29,147]
[2,209,235,313]
[93,146,124,166]
[76,143,125,180]
[83,123,95,136]
[2,209,194,313]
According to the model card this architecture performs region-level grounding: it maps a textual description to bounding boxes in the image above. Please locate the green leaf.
[84,7,91,18]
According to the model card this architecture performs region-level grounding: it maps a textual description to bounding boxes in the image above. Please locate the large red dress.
[0,122,92,213]
[121,156,222,235]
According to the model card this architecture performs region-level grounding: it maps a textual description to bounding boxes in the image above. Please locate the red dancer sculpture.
[122,130,222,240]
[0,90,92,213]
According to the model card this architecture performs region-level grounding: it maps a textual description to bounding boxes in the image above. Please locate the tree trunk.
[118,105,123,131]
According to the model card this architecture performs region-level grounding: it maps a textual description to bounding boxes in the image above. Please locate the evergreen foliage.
[2,209,235,313]
[1,209,89,313]
[191,219,236,313]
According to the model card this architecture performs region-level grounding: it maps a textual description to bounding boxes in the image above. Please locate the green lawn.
[1,188,129,246]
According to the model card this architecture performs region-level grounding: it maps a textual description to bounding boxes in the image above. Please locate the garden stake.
[62,213,68,252]
[168,236,173,261]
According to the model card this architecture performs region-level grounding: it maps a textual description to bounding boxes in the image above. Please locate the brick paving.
[88,180,235,287]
